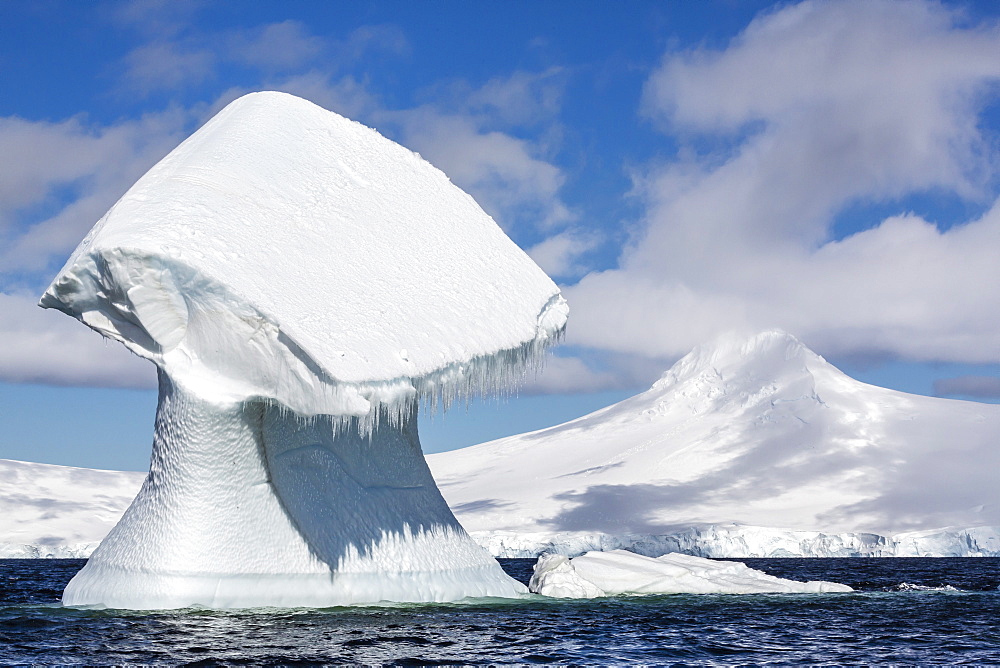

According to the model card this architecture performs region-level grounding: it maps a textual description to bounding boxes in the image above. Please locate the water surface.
[2,558,999,664]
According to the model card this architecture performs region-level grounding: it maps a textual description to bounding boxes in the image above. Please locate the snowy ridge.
[470,525,1000,559]
[0,542,99,559]
[430,330,1000,554]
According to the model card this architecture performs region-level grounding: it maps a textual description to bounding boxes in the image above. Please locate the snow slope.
[428,330,1000,557]
[0,459,143,558]
[37,92,565,608]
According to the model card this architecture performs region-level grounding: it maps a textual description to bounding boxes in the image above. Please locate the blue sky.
[1,0,999,471]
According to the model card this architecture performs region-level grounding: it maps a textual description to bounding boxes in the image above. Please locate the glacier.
[428,330,1000,558]
[38,91,567,609]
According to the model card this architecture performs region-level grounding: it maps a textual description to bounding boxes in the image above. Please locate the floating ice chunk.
[529,550,853,597]
[525,555,605,598]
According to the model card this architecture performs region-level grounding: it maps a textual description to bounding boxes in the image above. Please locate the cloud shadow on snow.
[539,411,878,534]
[539,396,1000,535]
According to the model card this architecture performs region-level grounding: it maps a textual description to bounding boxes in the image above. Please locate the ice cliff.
[429,330,1000,557]
[39,91,567,609]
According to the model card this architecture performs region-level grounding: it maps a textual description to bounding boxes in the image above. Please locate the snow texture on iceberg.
[430,329,1000,557]
[40,91,566,609]
[528,550,852,598]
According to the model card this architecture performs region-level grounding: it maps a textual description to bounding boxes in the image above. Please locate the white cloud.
[0,69,576,387]
[517,350,668,395]
[0,108,191,388]
[109,0,203,38]
[226,20,324,71]
[527,230,600,278]
[465,67,566,127]
[568,0,1000,365]
[334,24,410,61]
[0,293,154,389]
[117,21,409,98]
[0,108,190,274]
[519,356,623,394]
[368,68,573,235]
[0,8,576,390]
[383,106,573,232]
[122,41,216,94]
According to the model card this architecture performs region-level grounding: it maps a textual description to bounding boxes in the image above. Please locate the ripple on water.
[2,558,1000,664]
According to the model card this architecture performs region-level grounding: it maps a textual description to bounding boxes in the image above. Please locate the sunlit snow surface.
[528,550,852,597]
[0,459,145,558]
[429,330,1000,557]
[38,92,566,609]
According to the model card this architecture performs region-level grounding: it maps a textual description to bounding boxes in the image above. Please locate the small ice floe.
[529,550,853,598]
[895,582,959,592]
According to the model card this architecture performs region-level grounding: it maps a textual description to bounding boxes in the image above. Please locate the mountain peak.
[644,329,838,415]
[653,329,822,389]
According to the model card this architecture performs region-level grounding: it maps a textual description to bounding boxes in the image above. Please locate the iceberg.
[528,550,852,598]
[39,91,567,609]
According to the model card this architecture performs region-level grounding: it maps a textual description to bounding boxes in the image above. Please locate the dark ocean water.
[2,557,1000,665]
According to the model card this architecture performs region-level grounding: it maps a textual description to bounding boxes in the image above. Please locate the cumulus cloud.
[118,20,409,98]
[464,67,566,127]
[385,106,573,231]
[520,356,623,395]
[226,20,325,71]
[0,108,191,273]
[518,350,666,395]
[527,230,600,279]
[114,17,571,236]
[568,0,1000,365]
[0,293,154,388]
[376,69,574,235]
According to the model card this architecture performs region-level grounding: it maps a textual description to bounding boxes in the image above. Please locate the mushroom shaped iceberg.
[40,92,568,610]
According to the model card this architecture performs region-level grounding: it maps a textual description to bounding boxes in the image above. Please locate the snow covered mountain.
[427,330,1000,557]
[0,459,144,557]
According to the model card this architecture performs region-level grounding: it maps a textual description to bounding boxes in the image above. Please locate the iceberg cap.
[41,91,568,419]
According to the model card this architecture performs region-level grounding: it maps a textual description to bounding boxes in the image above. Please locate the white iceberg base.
[528,550,853,598]
[63,561,524,610]
[61,375,527,610]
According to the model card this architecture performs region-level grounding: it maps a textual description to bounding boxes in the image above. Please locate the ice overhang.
[40,91,568,418]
